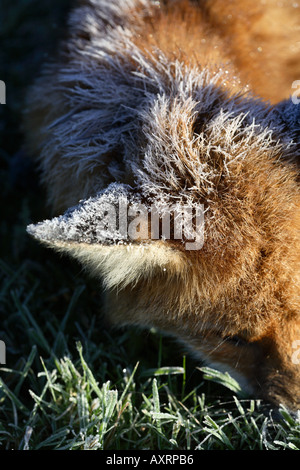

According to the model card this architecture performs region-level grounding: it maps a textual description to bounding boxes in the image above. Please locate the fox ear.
[27,183,185,289]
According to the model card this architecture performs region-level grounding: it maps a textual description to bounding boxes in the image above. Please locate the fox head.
[27,98,300,413]
[26,0,300,414]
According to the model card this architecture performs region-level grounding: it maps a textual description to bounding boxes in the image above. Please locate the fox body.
[25,0,300,411]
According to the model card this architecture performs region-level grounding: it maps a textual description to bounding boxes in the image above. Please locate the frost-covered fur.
[24,0,299,210]
[25,0,300,412]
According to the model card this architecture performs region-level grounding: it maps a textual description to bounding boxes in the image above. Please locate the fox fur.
[25,0,300,412]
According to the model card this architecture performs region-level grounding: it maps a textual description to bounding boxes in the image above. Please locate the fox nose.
[267,405,300,423]
[259,379,300,421]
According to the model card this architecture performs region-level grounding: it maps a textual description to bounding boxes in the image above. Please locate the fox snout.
[187,325,300,414]
[24,0,300,413]
[254,330,300,414]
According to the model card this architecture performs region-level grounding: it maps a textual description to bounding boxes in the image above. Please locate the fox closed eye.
[223,335,248,347]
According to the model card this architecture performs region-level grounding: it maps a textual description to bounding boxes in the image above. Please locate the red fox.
[25,0,300,413]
